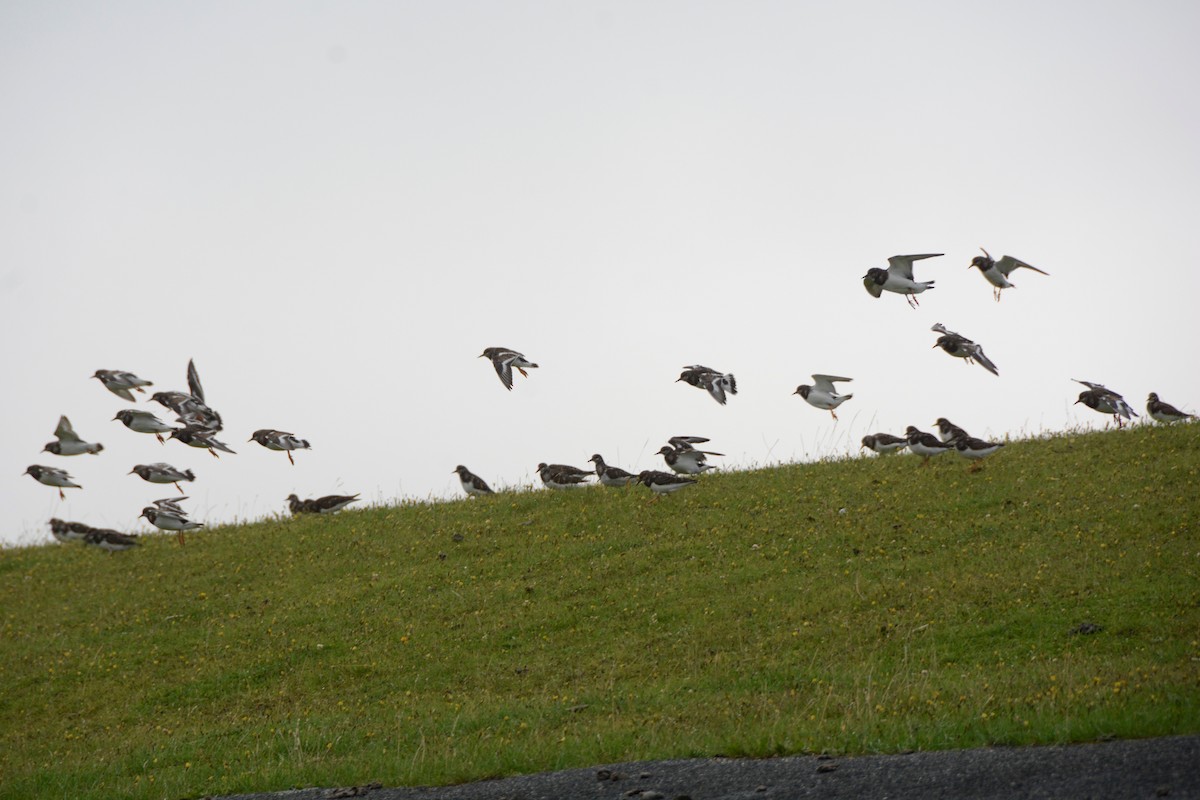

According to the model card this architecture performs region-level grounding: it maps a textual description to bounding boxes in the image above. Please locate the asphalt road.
[212,735,1199,800]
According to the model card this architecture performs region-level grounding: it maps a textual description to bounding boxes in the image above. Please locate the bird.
[453,465,494,496]
[588,454,638,487]
[861,433,908,455]
[1146,393,1194,424]
[149,359,223,430]
[930,324,999,376]
[286,493,360,515]
[676,365,737,405]
[536,462,592,489]
[129,463,195,494]
[92,369,152,401]
[969,248,1049,302]
[1073,379,1137,428]
[249,429,311,465]
[636,470,698,495]
[667,436,721,454]
[84,529,141,552]
[656,445,718,475]
[169,426,236,457]
[113,409,175,444]
[954,436,1006,471]
[904,426,955,464]
[794,375,854,420]
[25,465,81,499]
[49,518,91,544]
[933,417,969,443]
[139,505,202,545]
[479,347,539,391]
[862,253,941,308]
[42,415,103,455]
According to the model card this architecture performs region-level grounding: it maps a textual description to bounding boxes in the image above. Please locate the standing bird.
[794,375,854,420]
[656,445,718,475]
[677,365,737,405]
[479,347,539,391]
[129,463,195,494]
[930,324,999,376]
[113,409,175,444]
[1146,393,1194,424]
[969,248,1049,302]
[453,465,494,497]
[92,369,152,401]
[43,415,104,455]
[861,433,908,455]
[536,462,592,489]
[904,426,955,465]
[588,454,638,487]
[140,504,202,545]
[636,470,698,495]
[85,529,141,552]
[934,417,969,443]
[955,436,1006,471]
[1073,379,1137,428]
[249,429,311,465]
[862,253,941,308]
[25,465,81,499]
[286,493,360,515]
[49,518,92,544]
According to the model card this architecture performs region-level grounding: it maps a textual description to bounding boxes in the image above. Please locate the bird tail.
[183,470,195,481]
[922,281,936,290]
[723,374,737,395]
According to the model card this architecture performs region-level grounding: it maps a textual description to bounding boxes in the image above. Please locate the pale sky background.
[2,1,1198,546]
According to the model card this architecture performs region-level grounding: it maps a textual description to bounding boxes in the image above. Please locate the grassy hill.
[2,424,1198,800]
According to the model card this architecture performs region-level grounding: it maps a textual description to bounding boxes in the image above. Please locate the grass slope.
[1,425,1198,799]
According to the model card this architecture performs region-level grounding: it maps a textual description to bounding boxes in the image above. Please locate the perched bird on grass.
[861,433,908,455]
[140,504,202,545]
[113,409,175,444]
[677,365,737,405]
[249,429,311,465]
[129,463,195,494]
[636,470,698,495]
[43,415,103,455]
[955,436,1006,471]
[934,417,969,443]
[588,454,638,487]
[479,347,539,391]
[92,369,152,401]
[49,518,92,544]
[862,253,941,308]
[904,426,955,465]
[931,323,999,376]
[536,463,592,489]
[969,248,1049,302]
[794,375,854,421]
[286,493,360,515]
[656,445,717,475]
[1073,379,1137,428]
[1146,393,1194,424]
[453,465,494,496]
[85,529,141,552]
[25,465,81,499]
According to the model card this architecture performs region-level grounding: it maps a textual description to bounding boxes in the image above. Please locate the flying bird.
[286,493,360,515]
[1073,379,1137,428]
[969,248,1049,301]
[113,409,175,444]
[794,375,854,420]
[862,253,941,308]
[249,429,311,465]
[479,347,539,391]
[25,465,81,499]
[930,323,999,376]
[92,369,152,401]
[1146,393,1194,424]
[588,454,638,487]
[43,415,103,456]
[140,504,202,545]
[129,463,195,494]
[677,365,737,405]
[170,426,236,457]
[636,470,698,495]
[453,465,494,497]
[861,433,908,455]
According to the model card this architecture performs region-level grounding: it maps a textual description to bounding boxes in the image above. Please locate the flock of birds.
[25,250,1196,549]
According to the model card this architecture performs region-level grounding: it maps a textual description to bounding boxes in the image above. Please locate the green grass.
[2,424,1198,800]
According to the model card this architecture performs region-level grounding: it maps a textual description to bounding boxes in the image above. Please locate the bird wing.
[1073,378,1111,393]
[972,346,1000,376]
[995,255,1048,277]
[811,374,852,393]
[187,359,205,404]
[887,253,942,279]
[862,275,884,298]
[54,415,82,443]
[705,378,728,405]
[492,356,514,390]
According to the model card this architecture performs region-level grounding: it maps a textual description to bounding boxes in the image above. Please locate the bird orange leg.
[517,367,529,378]
[156,434,165,444]
[175,482,185,495]
[58,488,66,500]
[287,451,295,466]
[177,531,185,546]
[830,409,839,421]
[209,449,220,459]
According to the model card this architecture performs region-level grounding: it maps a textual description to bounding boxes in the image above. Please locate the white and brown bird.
[113,409,175,444]
[170,426,236,457]
[969,248,1049,302]
[140,504,202,545]
[933,417,969,443]
[636,470,698,495]
[931,323,999,376]
[453,465,494,497]
[286,493,360,515]
[588,454,638,487]
[861,433,908,455]
[954,436,1006,471]
[49,518,92,544]
[249,429,311,465]
[862,253,941,308]
[129,463,195,494]
[479,347,539,391]
[536,462,592,489]
[92,369,152,401]
[25,465,81,499]
[1146,393,1194,424]
[794,375,854,420]
[43,415,103,456]
[1073,379,1137,428]
[904,426,955,464]
[85,529,141,552]
[677,365,737,405]
[656,445,717,475]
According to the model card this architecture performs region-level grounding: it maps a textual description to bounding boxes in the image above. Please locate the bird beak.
[1073,399,1081,405]
[127,469,136,475]
[674,377,683,382]
[931,343,939,348]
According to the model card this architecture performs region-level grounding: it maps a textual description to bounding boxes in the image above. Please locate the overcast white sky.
[3,1,1198,546]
